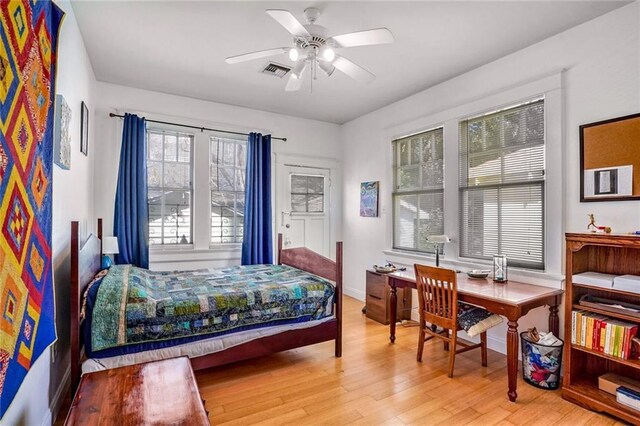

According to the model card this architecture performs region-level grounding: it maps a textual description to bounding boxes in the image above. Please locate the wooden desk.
[387,270,563,403]
[65,357,209,425]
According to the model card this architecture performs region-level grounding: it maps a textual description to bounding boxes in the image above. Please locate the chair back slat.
[414,264,458,330]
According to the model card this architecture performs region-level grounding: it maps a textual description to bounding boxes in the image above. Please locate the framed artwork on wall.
[80,101,89,156]
[54,94,71,169]
[360,181,379,217]
[580,112,640,202]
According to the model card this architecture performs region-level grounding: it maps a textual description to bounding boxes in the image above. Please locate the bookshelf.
[564,233,640,424]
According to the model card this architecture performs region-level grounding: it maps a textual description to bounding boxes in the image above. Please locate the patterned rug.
[0,0,63,418]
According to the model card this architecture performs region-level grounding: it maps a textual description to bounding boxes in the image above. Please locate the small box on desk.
[598,373,640,395]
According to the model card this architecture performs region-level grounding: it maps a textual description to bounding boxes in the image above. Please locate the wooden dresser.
[366,269,412,325]
[65,357,209,425]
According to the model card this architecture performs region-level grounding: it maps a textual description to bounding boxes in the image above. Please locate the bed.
[70,219,342,392]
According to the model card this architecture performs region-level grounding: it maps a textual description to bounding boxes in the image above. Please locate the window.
[392,128,444,253]
[291,174,324,213]
[459,98,545,269]
[210,137,246,244]
[147,129,193,245]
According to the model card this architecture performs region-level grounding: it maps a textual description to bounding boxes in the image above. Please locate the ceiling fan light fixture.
[291,61,307,79]
[318,60,335,77]
[321,46,335,62]
[288,48,300,62]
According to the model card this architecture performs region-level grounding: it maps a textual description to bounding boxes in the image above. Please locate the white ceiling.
[72,1,629,124]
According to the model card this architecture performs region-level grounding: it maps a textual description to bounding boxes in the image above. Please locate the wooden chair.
[414,264,487,378]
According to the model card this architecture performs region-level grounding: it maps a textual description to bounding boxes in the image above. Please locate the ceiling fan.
[225,7,394,92]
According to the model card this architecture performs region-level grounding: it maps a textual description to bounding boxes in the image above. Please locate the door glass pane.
[308,176,324,194]
[291,175,307,193]
[291,194,307,212]
[290,174,325,213]
[308,195,324,212]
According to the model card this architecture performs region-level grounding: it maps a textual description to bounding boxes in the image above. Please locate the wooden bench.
[65,357,209,425]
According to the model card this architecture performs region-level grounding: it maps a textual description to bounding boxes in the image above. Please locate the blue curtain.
[114,113,149,268]
[242,133,273,265]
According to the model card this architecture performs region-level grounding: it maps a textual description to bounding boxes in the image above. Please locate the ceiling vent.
[261,62,291,78]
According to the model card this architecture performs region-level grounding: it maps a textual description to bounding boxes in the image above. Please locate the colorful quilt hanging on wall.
[0,0,64,418]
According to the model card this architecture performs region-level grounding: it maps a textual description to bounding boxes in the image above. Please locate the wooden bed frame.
[70,219,342,393]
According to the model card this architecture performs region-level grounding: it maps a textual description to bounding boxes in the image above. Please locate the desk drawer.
[365,270,412,325]
[366,271,387,300]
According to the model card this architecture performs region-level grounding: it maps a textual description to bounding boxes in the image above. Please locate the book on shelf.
[571,310,639,359]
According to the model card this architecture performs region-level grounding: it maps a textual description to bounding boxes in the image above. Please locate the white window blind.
[459,98,545,269]
[393,127,444,253]
[210,136,246,244]
[147,129,194,245]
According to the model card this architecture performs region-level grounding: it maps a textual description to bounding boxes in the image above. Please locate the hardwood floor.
[55,296,623,425]
[196,296,622,426]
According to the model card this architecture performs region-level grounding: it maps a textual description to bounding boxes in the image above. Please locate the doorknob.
[285,224,290,228]
[281,211,291,225]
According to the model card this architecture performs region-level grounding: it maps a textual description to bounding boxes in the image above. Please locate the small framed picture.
[80,101,89,156]
[54,94,71,169]
[360,181,379,217]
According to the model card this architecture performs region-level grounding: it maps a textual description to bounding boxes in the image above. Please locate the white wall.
[2,2,97,425]
[341,3,640,353]
[92,82,342,270]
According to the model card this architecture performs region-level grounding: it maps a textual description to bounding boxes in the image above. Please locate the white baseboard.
[40,410,52,426]
[47,365,71,426]
[487,334,507,356]
[343,287,364,301]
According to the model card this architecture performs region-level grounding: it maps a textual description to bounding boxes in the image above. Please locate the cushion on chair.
[457,302,503,337]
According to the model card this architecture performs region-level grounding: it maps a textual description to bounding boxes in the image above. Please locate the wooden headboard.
[70,219,102,393]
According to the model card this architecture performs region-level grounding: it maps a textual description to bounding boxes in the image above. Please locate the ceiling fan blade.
[330,28,394,48]
[333,56,375,84]
[285,74,303,92]
[266,10,310,38]
[225,47,288,64]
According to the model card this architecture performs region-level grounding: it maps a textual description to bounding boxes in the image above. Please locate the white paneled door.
[277,165,331,258]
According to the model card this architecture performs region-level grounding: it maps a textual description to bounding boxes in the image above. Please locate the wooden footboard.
[70,220,343,395]
[277,234,342,357]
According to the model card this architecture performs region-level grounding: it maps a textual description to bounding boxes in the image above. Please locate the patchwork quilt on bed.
[89,264,335,353]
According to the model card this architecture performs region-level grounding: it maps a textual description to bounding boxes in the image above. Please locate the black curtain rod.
[108,113,287,141]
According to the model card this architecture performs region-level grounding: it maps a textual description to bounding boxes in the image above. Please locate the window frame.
[458,98,546,270]
[146,127,195,247]
[383,73,564,279]
[391,126,445,255]
[209,136,247,245]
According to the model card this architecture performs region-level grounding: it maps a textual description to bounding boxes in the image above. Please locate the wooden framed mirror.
[580,112,640,202]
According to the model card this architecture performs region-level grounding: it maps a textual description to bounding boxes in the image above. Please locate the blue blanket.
[84,264,335,358]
